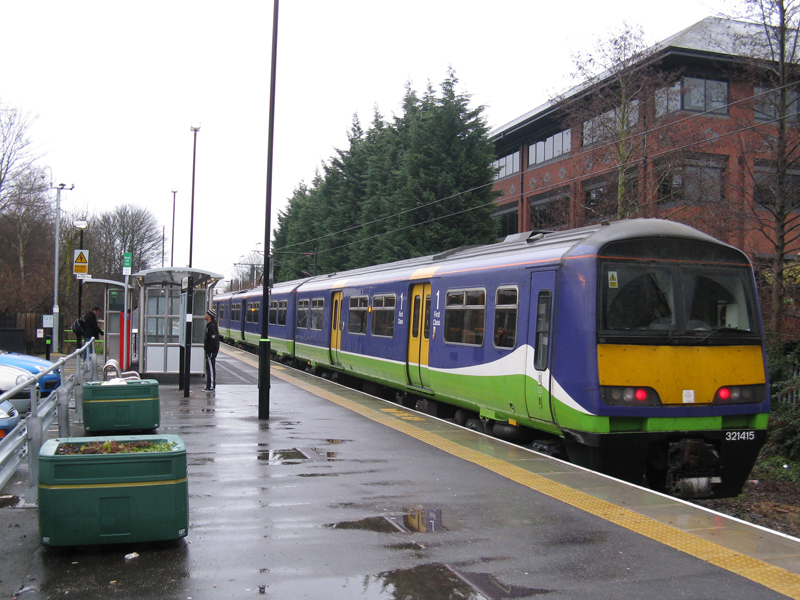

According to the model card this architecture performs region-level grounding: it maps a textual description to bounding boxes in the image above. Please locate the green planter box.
[83,379,160,432]
[38,434,188,546]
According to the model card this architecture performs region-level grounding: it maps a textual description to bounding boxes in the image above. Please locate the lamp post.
[184,124,200,398]
[52,183,74,353]
[74,220,88,319]
[259,0,280,419]
[170,189,177,267]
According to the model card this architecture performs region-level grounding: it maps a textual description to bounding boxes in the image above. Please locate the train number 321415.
[726,431,756,441]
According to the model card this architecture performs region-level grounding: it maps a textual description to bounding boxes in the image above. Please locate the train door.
[407,283,431,389]
[330,291,343,366]
[525,271,556,423]
[238,301,246,342]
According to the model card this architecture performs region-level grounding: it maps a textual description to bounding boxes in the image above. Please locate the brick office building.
[490,16,799,262]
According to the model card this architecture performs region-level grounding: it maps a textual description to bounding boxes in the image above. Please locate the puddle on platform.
[263,567,547,599]
[365,563,548,599]
[0,494,19,508]
[257,446,341,464]
[327,508,448,534]
[259,448,308,464]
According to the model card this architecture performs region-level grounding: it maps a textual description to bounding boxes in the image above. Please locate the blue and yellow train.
[215,219,769,499]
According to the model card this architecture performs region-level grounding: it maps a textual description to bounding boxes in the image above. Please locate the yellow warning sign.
[73,249,89,275]
[608,271,618,289]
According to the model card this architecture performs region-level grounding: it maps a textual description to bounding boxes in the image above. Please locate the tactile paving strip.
[269,362,800,599]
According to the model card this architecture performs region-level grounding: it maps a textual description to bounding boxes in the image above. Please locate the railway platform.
[2,345,800,599]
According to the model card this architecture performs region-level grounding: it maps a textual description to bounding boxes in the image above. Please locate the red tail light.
[600,386,662,406]
[713,385,765,404]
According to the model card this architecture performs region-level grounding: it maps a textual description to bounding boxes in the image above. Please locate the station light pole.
[171,189,178,267]
[52,183,74,353]
[75,220,88,319]
[259,0,279,420]
[184,124,200,398]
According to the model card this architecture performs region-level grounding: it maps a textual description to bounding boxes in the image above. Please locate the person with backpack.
[83,306,104,342]
[72,316,87,350]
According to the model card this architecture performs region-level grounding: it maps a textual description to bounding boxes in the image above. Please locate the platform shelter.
[131,267,222,375]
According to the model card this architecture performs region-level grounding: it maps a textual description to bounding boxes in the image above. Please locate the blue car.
[0,352,61,394]
[0,399,20,439]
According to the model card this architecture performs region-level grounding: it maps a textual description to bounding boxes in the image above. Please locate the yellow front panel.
[597,345,765,405]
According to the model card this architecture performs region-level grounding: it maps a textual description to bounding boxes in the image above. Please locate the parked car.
[0,352,61,393]
[0,399,20,439]
[0,363,38,413]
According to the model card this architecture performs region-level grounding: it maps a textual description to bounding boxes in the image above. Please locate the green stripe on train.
[288,343,767,437]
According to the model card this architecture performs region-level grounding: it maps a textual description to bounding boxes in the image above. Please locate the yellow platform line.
[268,363,800,599]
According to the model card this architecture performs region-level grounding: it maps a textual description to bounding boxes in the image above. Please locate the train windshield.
[600,262,758,341]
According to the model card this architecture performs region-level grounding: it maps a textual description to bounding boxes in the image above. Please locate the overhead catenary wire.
[274,82,800,260]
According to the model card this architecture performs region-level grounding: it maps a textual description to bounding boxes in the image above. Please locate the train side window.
[332,299,339,331]
[534,291,552,371]
[412,296,421,338]
[278,300,287,326]
[297,299,309,329]
[348,296,369,334]
[246,302,259,324]
[424,295,431,340]
[219,305,225,323]
[444,288,486,346]
[372,294,395,337]
[269,301,277,325]
[310,298,325,330]
[232,303,241,322]
[493,287,518,349]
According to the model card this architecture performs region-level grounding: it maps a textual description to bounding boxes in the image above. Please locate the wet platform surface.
[2,346,800,599]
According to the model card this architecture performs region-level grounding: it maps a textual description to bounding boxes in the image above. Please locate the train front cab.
[553,235,769,499]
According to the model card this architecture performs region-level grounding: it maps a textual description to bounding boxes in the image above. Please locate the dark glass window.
[371,295,396,337]
[444,289,486,346]
[534,291,552,370]
[297,299,309,329]
[348,296,369,334]
[494,287,518,349]
[310,298,324,331]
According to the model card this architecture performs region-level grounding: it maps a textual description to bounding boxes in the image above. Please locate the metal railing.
[0,338,98,505]
[778,388,800,405]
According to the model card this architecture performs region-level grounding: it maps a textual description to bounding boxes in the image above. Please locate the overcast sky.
[1,0,729,283]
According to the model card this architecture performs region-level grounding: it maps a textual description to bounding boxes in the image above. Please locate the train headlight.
[601,386,662,406]
[713,385,765,404]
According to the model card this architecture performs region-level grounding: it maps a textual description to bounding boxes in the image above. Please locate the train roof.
[272,219,744,292]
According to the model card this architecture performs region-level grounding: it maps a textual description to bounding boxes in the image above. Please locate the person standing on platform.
[81,306,104,359]
[203,308,220,391]
[83,306,104,341]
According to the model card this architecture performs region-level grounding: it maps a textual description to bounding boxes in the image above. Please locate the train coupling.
[666,439,721,499]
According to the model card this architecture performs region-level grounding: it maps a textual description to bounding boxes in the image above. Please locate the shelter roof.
[131,267,223,289]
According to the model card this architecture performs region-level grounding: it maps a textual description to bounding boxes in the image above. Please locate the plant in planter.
[38,434,188,546]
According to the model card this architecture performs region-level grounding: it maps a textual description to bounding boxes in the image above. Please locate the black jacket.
[83,311,104,338]
[204,320,219,355]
